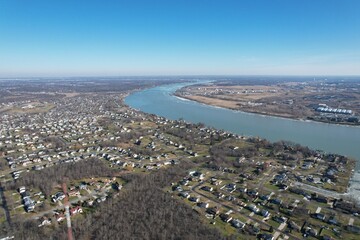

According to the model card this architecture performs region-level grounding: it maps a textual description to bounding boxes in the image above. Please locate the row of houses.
[316,106,352,115]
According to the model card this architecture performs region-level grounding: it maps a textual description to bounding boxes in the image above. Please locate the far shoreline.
[174,93,360,128]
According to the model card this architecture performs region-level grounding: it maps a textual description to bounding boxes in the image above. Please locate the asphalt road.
[292,181,344,199]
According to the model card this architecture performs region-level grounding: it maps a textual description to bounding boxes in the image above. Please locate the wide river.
[125,81,360,200]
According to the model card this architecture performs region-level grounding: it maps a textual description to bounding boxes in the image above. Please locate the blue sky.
[0,0,359,76]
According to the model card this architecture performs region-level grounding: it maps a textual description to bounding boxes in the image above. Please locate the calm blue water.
[125,81,360,198]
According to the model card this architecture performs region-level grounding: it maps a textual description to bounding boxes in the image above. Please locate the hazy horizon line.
[1,74,360,79]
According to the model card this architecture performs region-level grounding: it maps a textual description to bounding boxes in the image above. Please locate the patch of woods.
[206,138,320,170]
[43,136,67,149]
[6,158,115,197]
[162,122,228,148]
[2,163,235,240]
[163,125,199,146]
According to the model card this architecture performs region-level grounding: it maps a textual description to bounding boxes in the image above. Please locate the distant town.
[0,78,359,240]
